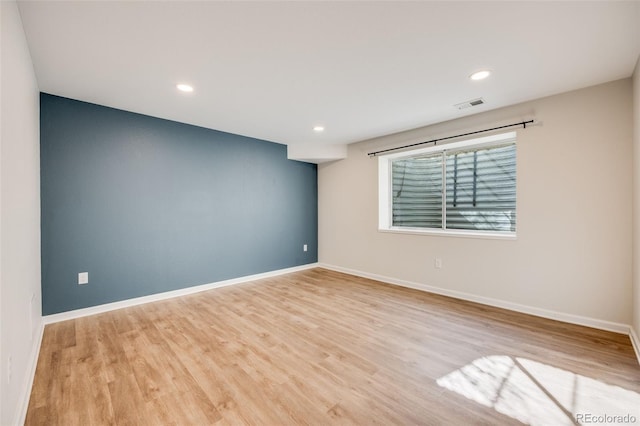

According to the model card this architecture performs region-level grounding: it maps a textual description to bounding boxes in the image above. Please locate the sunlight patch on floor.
[437,356,640,425]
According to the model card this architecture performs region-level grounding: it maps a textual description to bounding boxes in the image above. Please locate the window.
[379,132,516,237]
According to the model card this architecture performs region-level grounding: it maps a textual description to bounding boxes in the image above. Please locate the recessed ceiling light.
[470,70,491,81]
[176,83,194,93]
[313,126,325,132]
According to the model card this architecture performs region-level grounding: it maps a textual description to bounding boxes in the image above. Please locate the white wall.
[633,56,640,349]
[0,2,43,424]
[319,79,633,328]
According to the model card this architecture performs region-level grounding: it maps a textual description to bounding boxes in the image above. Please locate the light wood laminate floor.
[26,268,640,425]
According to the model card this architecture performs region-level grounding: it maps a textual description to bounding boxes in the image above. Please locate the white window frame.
[378,131,517,240]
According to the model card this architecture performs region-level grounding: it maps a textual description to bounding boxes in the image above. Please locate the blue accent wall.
[40,93,317,315]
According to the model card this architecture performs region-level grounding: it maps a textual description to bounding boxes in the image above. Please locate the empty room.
[2,1,640,425]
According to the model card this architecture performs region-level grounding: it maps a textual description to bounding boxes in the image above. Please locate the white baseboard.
[630,327,640,366]
[16,261,640,425]
[318,263,631,335]
[44,263,318,324]
[15,320,45,426]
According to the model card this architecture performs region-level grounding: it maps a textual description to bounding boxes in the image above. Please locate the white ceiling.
[17,1,640,161]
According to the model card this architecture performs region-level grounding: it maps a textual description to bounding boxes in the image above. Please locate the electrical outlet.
[435,258,443,269]
[303,244,308,252]
[78,272,89,285]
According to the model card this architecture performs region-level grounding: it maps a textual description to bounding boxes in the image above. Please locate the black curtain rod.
[367,120,534,157]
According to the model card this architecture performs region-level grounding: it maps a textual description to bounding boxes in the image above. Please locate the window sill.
[379,227,517,240]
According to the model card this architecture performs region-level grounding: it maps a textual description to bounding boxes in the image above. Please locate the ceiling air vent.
[454,98,485,110]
